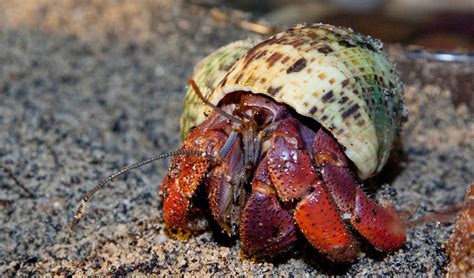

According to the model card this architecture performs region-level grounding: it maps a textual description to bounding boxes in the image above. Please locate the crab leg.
[240,156,297,257]
[207,134,245,236]
[313,128,406,252]
[162,112,228,232]
[243,117,359,261]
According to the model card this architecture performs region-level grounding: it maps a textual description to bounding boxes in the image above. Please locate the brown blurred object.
[446,183,474,276]
[206,0,474,51]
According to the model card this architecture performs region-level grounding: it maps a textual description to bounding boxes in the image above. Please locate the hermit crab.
[163,23,406,261]
[72,23,406,262]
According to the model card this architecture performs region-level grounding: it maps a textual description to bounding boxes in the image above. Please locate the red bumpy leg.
[240,156,297,257]
[313,128,406,252]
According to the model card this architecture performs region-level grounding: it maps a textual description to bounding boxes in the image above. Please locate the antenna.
[188,79,243,125]
[70,149,214,236]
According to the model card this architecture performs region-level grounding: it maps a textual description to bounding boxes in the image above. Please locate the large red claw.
[162,112,228,232]
[162,151,211,230]
[240,157,297,257]
[207,136,244,236]
[295,180,359,262]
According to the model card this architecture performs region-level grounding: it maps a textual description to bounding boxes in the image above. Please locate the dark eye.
[253,109,271,127]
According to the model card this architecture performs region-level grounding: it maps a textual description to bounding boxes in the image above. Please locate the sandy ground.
[0,1,473,276]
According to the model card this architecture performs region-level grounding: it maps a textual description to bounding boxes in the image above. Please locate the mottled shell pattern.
[181,23,404,180]
[180,39,258,139]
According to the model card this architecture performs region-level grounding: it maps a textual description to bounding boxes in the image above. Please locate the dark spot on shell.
[281,56,290,64]
[339,39,356,48]
[321,115,328,121]
[341,79,350,88]
[318,72,327,80]
[266,52,283,67]
[342,104,360,119]
[308,32,319,40]
[268,86,282,96]
[321,90,334,102]
[221,78,227,87]
[243,40,270,66]
[218,62,233,72]
[309,106,318,114]
[317,45,333,54]
[235,74,243,84]
[291,39,306,47]
[329,78,335,85]
[357,41,378,52]
[378,76,385,84]
[287,58,307,73]
[338,96,348,104]
[254,50,267,60]
[266,36,288,45]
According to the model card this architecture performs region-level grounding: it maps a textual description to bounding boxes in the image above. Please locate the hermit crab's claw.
[313,128,406,252]
[162,112,228,233]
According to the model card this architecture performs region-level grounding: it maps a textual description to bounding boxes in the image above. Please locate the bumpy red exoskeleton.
[161,92,406,262]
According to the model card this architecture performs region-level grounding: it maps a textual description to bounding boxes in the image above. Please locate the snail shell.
[181,23,405,180]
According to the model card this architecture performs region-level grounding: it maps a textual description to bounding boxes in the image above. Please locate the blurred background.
[0,0,473,50]
[209,0,474,50]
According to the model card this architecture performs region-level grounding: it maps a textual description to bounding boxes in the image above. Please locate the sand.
[0,1,472,276]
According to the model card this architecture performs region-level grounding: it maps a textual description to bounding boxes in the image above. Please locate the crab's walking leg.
[207,134,245,236]
[242,118,359,261]
[267,118,359,261]
[162,113,228,232]
[313,128,406,252]
[240,156,297,257]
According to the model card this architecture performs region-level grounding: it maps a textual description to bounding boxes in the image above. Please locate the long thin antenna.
[70,149,213,236]
[0,165,34,198]
[188,79,242,125]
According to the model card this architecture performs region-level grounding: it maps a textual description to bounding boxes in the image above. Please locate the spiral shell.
[181,24,404,179]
